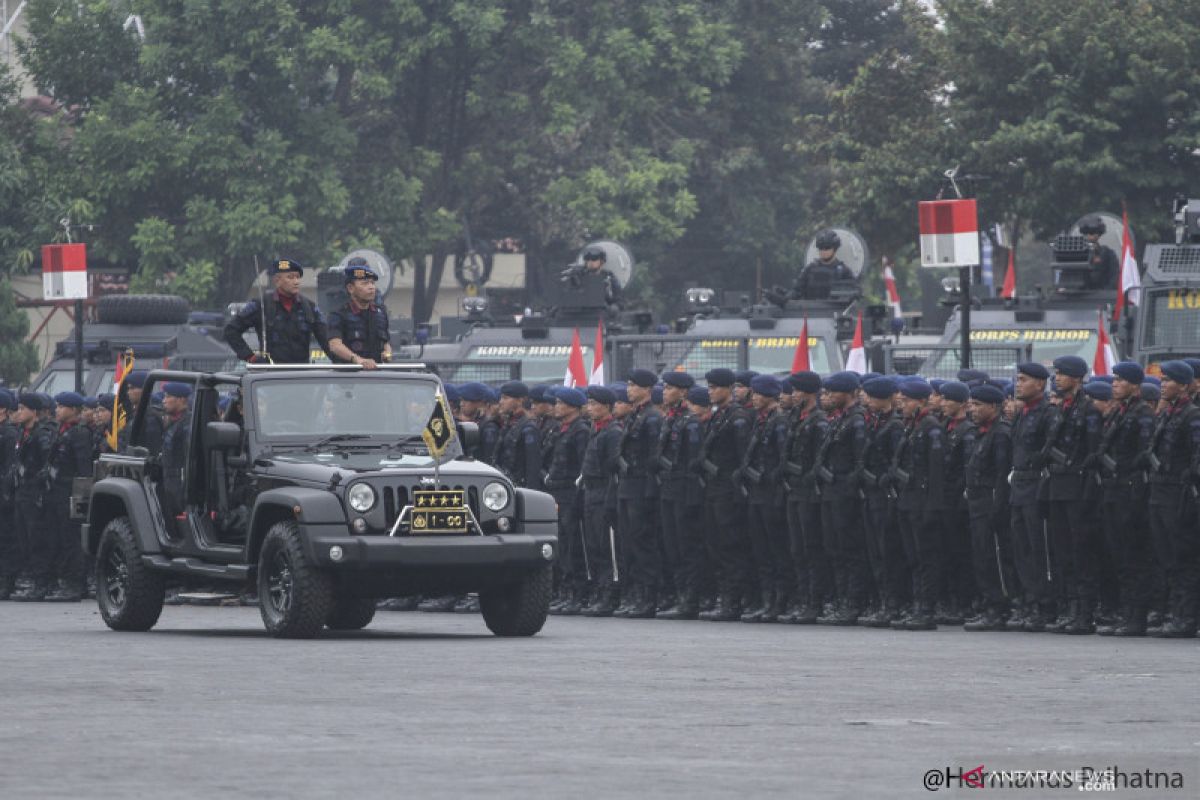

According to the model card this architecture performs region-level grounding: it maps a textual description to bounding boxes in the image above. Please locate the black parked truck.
[80,364,558,638]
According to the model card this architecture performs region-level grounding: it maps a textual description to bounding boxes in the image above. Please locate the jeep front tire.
[479,562,552,637]
[97,516,166,632]
[257,520,334,638]
[326,591,377,631]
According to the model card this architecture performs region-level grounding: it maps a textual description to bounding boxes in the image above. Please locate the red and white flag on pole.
[845,311,866,374]
[564,328,588,388]
[588,321,605,386]
[1093,311,1116,377]
[918,199,980,267]
[791,317,811,372]
[1114,208,1141,321]
[1001,246,1016,299]
[882,258,902,318]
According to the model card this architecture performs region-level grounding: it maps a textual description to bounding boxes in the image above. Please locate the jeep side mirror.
[205,421,242,450]
[457,421,479,453]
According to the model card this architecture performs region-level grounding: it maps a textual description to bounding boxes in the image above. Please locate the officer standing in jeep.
[159,383,193,520]
[327,258,391,368]
[224,259,332,364]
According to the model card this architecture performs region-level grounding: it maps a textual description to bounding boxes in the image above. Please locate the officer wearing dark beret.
[224,258,331,365]
[328,258,391,368]
[696,366,754,622]
[733,371,759,408]
[1083,382,1112,402]
[37,390,98,600]
[1182,359,1200,406]
[662,371,695,389]
[1146,360,1200,636]
[655,371,698,617]
[937,381,977,624]
[957,368,990,386]
[687,386,710,407]
[1044,352,1104,634]
[789,371,822,395]
[158,381,193,523]
[545,386,591,614]
[961,382,1014,630]
[815,369,869,625]
[736,370,793,623]
[1112,361,1144,385]
[1008,360,1057,630]
[614,370,664,618]
[8,391,57,600]
[579,382,623,616]
[493,381,542,495]
[1141,382,1160,403]
[0,389,17,598]
[856,373,907,627]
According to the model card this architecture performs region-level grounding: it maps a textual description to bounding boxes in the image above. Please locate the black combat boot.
[625,590,657,619]
[419,594,459,612]
[44,580,83,603]
[656,592,699,620]
[582,586,618,617]
[0,574,14,601]
[10,581,51,602]
[901,602,937,630]
[963,608,1006,632]
[740,590,772,623]
[558,590,585,616]
[612,587,641,618]
[1110,606,1147,637]
[453,595,481,613]
[699,594,741,622]
[1062,602,1095,635]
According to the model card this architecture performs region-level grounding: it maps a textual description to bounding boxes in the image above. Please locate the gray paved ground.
[0,603,1196,799]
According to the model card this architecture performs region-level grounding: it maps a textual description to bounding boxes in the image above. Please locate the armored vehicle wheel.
[96,516,166,632]
[326,592,377,631]
[95,294,190,325]
[257,520,334,639]
[479,562,552,637]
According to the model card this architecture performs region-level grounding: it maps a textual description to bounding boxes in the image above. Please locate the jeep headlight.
[347,483,376,513]
[482,482,510,512]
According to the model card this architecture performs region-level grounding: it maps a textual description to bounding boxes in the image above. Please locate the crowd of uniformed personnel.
[437,355,1200,637]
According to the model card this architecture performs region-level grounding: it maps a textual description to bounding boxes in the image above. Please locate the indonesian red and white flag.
[564,328,588,388]
[791,317,811,373]
[845,311,866,374]
[918,199,980,267]
[1001,246,1016,299]
[1093,312,1117,377]
[588,321,605,386]
[883,258,902,318]
[1114,208,1141,321]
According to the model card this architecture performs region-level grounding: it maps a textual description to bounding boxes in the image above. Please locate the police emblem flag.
[422,388,456,460]
[106,349,135,452]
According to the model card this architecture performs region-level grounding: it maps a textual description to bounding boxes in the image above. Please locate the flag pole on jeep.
[423,387,456,488]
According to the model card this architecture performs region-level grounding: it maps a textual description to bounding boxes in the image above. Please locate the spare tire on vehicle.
[96,294,191,325]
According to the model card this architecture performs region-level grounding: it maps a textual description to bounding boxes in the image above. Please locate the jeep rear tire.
[257,520,334,638]
[326,592,377,631]
[97,516,166,631]
[479,562,551,637]
[95,294,191,325]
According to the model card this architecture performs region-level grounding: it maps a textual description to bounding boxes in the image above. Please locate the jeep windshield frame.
[241,371,463,460]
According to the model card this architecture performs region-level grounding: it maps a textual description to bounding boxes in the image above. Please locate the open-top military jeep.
[81,364,558,638]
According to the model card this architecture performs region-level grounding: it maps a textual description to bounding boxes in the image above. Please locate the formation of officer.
[430,355,1200,638]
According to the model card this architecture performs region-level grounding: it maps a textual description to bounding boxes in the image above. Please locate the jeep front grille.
[379,483,480,531]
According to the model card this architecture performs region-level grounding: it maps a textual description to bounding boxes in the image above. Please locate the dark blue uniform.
[544,415,591,607]
[861,407,907,623]
[616,401,663,612]
[817,404,868,620]
[14,420,55,594]
[1008,395,1057,623]
[1147,396,1200,635]
[783,404,832,621]
[46,420,95,594]
[941,414,978,617]
[494,411,543,490]
[894,410,945,625]
[740,407,792,621]
[327,302,390,362]
[0,420,18,596]
[580,417,622,611]
[965,418,1013,619]
[698,402,752,619]
[224,293,331,365]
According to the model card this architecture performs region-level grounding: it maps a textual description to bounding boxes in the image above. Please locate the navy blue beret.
[628,368,657,388]
[1160,360,1195,385]
[556,387,586,407]
[458,381,491,402]
[97,392,115,407]
[1091,375,1113,385]
[586,385,615,405]
[500,381,529,399]
[822,371,860,394]
[704,368,736,388]
[444,384,460,404]
[1017,362,1049,380]
[778,378,794,394]
[687,386,710,406]
[929,378,946,392]
[54,391,85,408]
[1142,375,1161,388]
[162,382,193,399]
[529,384,551,403]
[0,389,15,411]
[1003,381,1015,398]
[610,383,629,404]
[18,392,44,411]
[957,368,990,385]
[269,258,304,277]
[970,384,1005,405]
[900,379,932,400]
[1083,381,1112,401]
[734,370,759,386]
[489,387,501,403]
[1141,383,1161,402]
[1183,358,1200,379]
[1112,362,1144,385]
[788,371,822,394]
[83,396,99,409]
[217,395,233,412]
[939,381,969,403]
[651,385,663,404]
[1053,355,1088,378]
[123,369,149,388]
[749,374,780,398]
[861,371,882,383]
[862,376,897,399]
[662,371,695,389]
[343,263,378,284]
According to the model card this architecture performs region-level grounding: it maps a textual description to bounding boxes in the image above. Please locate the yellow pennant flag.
[106,349,135,452]
[421,389,456,458]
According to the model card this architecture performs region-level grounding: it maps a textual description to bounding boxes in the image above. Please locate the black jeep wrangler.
[81,365,558,638]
